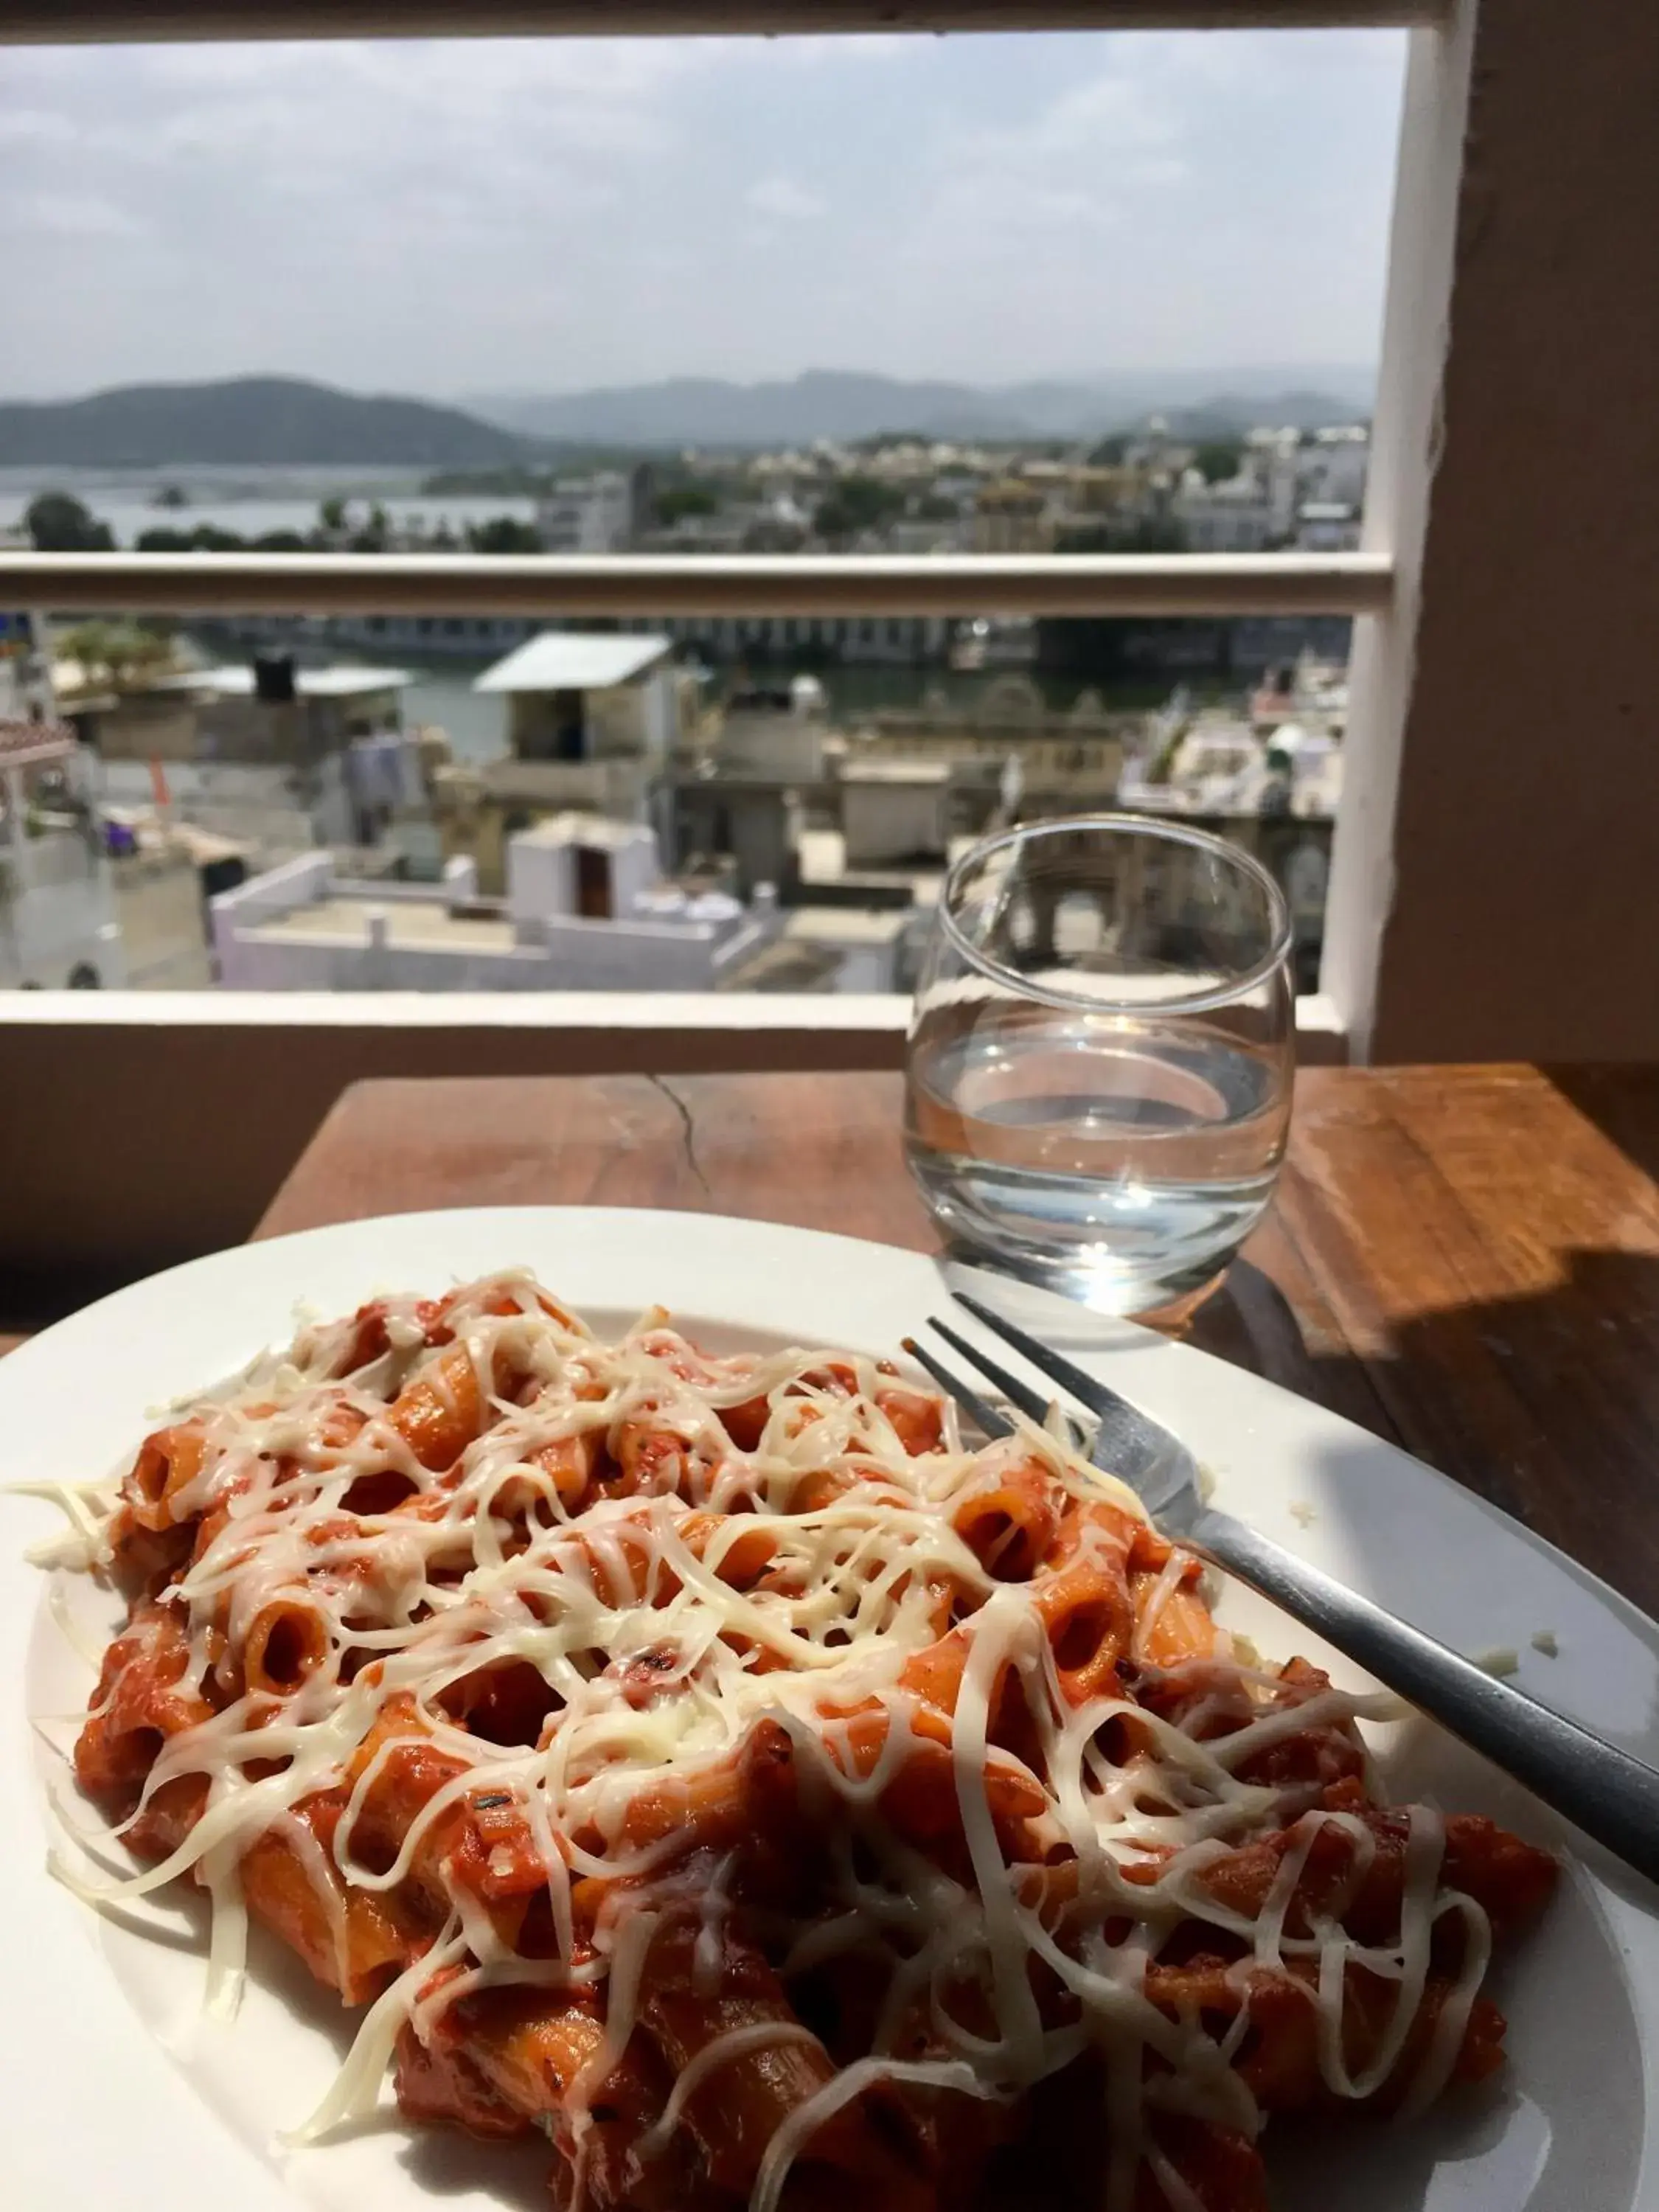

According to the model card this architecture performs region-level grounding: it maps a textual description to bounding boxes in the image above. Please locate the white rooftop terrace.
[155,665,413,698]
[474,633,672,694]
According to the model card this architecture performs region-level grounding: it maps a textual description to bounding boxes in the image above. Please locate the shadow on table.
[1183,1242,1659,1621]
[1548,1065,1659,1189]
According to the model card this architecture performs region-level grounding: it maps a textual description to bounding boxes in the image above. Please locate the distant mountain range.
[471,366,1374,448]
[0,375,527,469]
[0,367,1372,469]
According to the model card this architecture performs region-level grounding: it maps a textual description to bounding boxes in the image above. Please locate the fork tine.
[952,1292,1136,1428]
[900,1335,1012,1442]
[927,1315,1058,1434]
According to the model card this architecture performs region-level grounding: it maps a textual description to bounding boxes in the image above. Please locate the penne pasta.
[50,1273,1554,2212]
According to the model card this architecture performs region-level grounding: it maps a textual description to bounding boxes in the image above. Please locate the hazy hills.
[0,376,527,469]
[472,366,1374,448]
[0,367,1373,468]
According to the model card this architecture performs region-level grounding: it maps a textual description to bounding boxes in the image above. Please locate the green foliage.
[317,495,349,534]
[1085,437,1127,466]
[348,502,391,552]
[55,619,174,685]
[912,493,959,522]
[813,473,907,543]
[152,483,189,509]
[1194,440,1245,484]
[465,515,543,554]
[653,483,720,526]
[25,491,115,552]
[135,522,251,552]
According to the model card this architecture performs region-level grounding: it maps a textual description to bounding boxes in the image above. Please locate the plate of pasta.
[4,1206,1658,2212]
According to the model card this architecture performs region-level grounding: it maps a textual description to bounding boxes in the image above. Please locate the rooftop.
[0,719,78,767]
[840,759,954,787]
[512,812,653,852]
[784,906,912,947]
[245,897,518,955]
[156,664,413,698]
[471,758,649,804]
[474,633,672,695]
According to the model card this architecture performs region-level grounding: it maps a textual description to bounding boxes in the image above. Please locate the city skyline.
[3,29,1405,399]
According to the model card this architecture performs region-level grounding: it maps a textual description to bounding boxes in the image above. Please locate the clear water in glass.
[903,816,1295,1314]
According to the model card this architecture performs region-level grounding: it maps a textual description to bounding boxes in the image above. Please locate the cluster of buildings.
[5,601,1347,997]
[0,411,1362,990]
[234,416,1368,670]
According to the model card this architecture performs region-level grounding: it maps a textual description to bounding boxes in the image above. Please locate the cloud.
[745,175,827,222]
[8,188,143,238]
[0,30,1406,395]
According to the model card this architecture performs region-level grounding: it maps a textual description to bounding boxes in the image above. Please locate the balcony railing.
[0,550,1391,621]
[4,1,1449,44]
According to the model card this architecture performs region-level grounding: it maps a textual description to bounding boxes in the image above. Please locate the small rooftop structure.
[210,818,782,993]
[156,665,413,699]
[475,634,672,694]
[0,718,79,768]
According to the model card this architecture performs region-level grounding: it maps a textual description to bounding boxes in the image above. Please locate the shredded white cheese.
[42,1270,1511,2212]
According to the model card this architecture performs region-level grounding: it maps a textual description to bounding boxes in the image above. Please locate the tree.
[1086,436,1127,467]
[136,522,254,552]
[813,473,905,543]
[349,501,392,552]
[466,515,543,554]
[653,484,720,527]
[55,620,174,687]
[25,491,115,552]
[188,524,250,552]
[153,483,189,509]
[1194,439,1244,484]
[317,495,349,535]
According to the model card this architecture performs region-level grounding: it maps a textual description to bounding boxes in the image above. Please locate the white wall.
[841,780,948,866]
[507,835,574,925]
[217,911,779,995]
[210,852,333,975]
[641,667,675,762]
[832,944,899,992]
[611,832,658,916]
[211,835,781,992]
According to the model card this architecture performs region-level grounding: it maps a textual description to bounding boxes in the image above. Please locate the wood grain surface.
[254,1065,1659,1615]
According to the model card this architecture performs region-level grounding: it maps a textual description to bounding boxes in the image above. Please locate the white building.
[210,814,782,992]
[1300,425,1371,509]
[535,473,637,554]
[839,760,955,868]
[0,717,126,989]
[474,631,680,768]
[1295,500,1362,552]
[98,664,419,851]
[1172,470,1281,553]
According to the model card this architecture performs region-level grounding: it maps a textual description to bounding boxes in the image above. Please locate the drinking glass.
[903,814,1295,1315]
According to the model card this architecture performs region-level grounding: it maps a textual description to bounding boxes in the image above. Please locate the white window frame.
[10,0,1652,1279]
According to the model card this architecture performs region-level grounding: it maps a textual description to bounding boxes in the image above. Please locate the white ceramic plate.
[3,1206,1657,2212]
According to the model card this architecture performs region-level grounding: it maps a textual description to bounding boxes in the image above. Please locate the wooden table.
[256,1065,1659,1618]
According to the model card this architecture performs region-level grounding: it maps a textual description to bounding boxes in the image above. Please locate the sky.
[1,30,1407,401]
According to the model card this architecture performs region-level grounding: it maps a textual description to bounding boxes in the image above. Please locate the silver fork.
[906,1290,1659,1890]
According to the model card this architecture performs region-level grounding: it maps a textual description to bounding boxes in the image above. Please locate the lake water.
[0,464,535,549]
